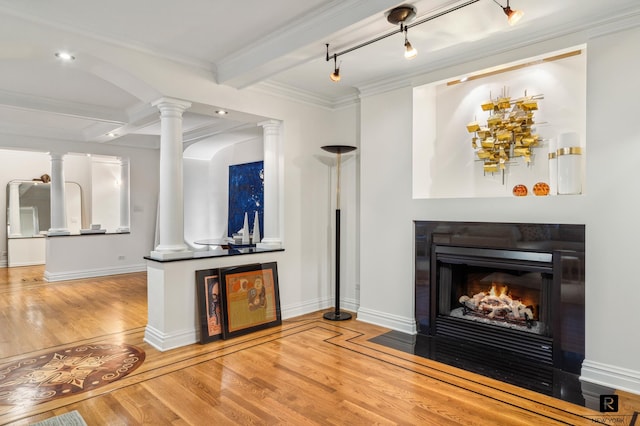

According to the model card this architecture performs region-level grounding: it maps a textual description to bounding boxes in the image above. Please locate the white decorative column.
[8,181,23,237]
[116,157,130,233]
[150,97,192,260]
[48,152,70,236]
[257,119,283,249]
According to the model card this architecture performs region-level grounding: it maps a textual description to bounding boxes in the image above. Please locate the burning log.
[458,282,535,325]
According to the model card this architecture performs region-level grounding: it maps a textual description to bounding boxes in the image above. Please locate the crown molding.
[0,121,86,142]
[250,80,360,111]
[0,89,127,124]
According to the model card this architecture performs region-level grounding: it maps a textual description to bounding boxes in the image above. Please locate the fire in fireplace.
[458,280,537,328]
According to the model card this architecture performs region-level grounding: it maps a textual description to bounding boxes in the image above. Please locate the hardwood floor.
[1,266,638,425]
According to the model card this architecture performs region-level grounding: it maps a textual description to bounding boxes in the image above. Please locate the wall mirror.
[6,180,83,237]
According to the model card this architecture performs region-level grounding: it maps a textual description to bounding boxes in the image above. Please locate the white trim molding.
[581,359,640,396]
[356,307,417,335]
[44,264,146,282]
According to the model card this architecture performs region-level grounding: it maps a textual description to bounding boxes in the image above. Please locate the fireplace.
[415,221,585,394]
[432,245,556,366]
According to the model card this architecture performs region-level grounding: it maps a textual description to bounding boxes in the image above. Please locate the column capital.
[152,97,192,116]
[49,152,67,160]
[258,119,282,129]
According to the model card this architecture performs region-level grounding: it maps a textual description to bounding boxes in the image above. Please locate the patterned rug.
[0,343,144,406]
[31,410,87,426]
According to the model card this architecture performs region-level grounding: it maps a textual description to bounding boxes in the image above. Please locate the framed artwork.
[228,160,264,238]
[195,269,223,343]
[219,262,281,339]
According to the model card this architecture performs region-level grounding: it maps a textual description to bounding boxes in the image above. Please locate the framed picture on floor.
[195,269,223,343]
[219,262,281,339]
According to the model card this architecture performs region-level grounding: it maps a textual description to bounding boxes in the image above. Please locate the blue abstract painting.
[228,161,264,239]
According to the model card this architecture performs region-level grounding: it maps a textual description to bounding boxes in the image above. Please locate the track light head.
[326,44,341,82]
[330,67,341,82]
[493,0,523,25]
[503,5,523,25]
[404,28,417,60]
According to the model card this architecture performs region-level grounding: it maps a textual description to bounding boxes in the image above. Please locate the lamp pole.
[321,145,356,321]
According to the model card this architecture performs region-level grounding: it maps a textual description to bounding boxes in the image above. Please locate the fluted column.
[257,120,283,248]
[116,157,130,233]
[150,97,192,259]
[8,181,22,237]
[48,152,70,236]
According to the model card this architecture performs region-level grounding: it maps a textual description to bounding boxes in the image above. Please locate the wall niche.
[412,46,586,199]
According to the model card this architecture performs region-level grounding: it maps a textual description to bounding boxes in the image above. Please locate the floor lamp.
[322,144,357,321]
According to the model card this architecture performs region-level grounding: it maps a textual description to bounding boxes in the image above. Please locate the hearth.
[415,221,585,393]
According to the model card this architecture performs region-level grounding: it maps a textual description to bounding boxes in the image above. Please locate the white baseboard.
[144,325,197,352]
[281,297,329,319]
[281,296,359,320]
[581,359,640,396]
[356,307,417,334]
[44,263,146,282]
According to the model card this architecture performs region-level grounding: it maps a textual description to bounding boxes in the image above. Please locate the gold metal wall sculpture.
[467,89,543,179]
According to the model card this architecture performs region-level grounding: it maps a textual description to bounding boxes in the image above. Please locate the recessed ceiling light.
[215,110,228,116]
[55,52,75,61]
[106,132,118,137]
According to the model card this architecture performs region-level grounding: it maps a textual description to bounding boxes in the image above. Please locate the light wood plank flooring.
[0,266,638,425]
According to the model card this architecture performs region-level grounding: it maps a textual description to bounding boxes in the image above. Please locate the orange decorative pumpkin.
[512,184,528,197]
[533,182,550,196]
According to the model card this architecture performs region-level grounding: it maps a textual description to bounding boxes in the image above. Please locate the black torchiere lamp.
[321,144,357,321]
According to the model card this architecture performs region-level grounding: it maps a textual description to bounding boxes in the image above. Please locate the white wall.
[359,86,417,332]
[580,25,640,394]
[358,25,640,394]
[91,157,121,232]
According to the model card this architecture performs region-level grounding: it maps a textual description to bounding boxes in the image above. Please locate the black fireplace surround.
[414,221,585,397]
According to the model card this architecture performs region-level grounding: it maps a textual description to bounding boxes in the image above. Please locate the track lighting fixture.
[325,0,523,81]
[493,0,524,25]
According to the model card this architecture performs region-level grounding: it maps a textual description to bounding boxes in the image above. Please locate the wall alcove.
[412,46,586,199]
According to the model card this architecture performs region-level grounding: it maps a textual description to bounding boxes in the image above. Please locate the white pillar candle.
[556,132,582,195]
[548,137,557,196]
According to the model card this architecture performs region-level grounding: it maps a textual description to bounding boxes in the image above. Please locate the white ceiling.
[1,0,638,152]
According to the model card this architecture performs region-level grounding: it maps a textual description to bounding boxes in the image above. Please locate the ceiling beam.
[215,0,400,88]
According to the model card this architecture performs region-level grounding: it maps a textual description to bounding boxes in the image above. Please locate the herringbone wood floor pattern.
[0,266,638,425]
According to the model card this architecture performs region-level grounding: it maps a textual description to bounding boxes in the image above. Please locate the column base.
[257,238,282,249]
[149,250,194,261]
[47,229,70,236]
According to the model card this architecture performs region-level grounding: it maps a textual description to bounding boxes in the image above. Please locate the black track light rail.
[326,0,481,62]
